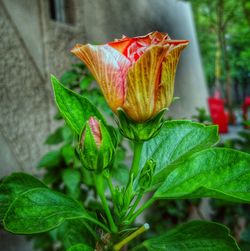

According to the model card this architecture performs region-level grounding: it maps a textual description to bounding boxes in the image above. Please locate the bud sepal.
[116,108,167,142]
[138,159,156,192]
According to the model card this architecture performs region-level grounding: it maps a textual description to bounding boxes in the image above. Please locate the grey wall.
[0,0,207,250]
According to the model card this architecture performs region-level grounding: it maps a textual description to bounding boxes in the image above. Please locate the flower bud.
[138,159,156,191]
[77,117,115,173]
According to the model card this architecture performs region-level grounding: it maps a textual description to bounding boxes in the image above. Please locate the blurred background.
[0,0,249,250]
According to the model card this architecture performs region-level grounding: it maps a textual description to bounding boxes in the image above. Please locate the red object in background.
[208,93,229,133]
[242,96,250,121]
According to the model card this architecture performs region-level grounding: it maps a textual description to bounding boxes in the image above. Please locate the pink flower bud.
[80,116,102,149]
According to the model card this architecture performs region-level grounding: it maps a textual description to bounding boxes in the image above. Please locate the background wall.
[0,0,207,250]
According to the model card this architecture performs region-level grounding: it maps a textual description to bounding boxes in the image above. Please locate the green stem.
[127,197,155,225]
[129,142,143,182]
[106,175,116,202]
[95,174,118,233]
[126,192,143,219]
[85,216,110,233]
[81,220,99,240]
[113,223,150,251]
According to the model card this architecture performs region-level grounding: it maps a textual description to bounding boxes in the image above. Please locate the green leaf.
[51,75,105,135]
[37,150,62,168]
[0,173,46,224]
[60,71,79,86]
[154,148,250,203]
[62,125,74,142]
[55,219,94,249]
[79,75,94,90]
[62,169,81,198]
[3,187,90,234]
[61,144,75,165]
[140,120,219,187]
[67,243,93,251]
[45,127,64,145]
[142,221,240,251]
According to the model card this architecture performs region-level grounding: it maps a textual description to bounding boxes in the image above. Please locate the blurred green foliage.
[191,107,211,124]
[186,0,250,102]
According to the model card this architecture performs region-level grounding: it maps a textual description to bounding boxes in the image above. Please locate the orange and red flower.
[71,32,189,122]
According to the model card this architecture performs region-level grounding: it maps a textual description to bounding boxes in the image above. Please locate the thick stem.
[113,223,150,251]
[95,174,118,233]
[127,197,155,225]
[129,142,143,182]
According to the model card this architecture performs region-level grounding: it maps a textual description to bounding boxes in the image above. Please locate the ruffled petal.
[108,37,133,55]
[123,45,170,122]
[154,41,189,114]
[71,44,131,111]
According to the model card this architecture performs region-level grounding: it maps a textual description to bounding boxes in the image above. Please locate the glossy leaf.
[140,120,219,187]
[4,188,90,234]
[0,173,46,224]
[142,221,240,251]
[67,243,93,251]
[55,219,94,249]
[51,75,105,135]
[154,148,250,203]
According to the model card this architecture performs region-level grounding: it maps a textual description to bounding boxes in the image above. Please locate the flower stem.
[113,223,150,251]
[106,174,116,202]
[129,142,143,181]
[126,192,143,219]
[81,219,99,240]
[95,174,118,233]
[85,215,110,233]
[127,197,155,225]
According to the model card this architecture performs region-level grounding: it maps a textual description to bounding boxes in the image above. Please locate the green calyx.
[77,119,116,173]
[116,108,167,142]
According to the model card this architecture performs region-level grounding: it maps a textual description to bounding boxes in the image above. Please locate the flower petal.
[123,45,170,122]
[89,117,102,147]
[154,41,189,113]
[71,44,131,111]
[108,37,134,55]
[109,32,171,61]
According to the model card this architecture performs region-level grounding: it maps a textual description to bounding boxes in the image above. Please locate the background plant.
[185,0,250,108]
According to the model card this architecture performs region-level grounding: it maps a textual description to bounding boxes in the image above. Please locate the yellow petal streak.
[123,45,169,122]
[154,43,189,113]
[71,44,131,111]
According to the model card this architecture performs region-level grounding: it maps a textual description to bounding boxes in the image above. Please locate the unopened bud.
[138,159,156,191]
[78,116,115,173]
